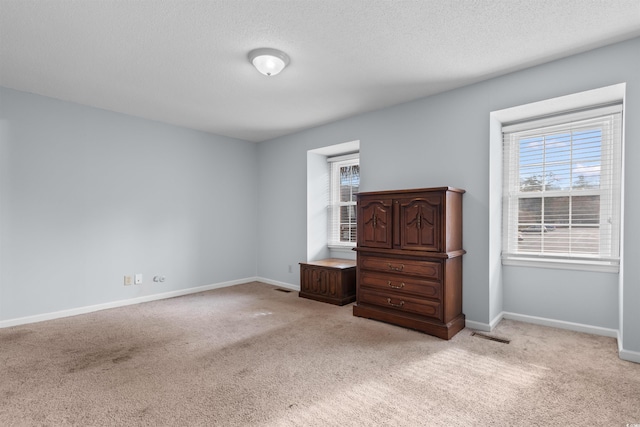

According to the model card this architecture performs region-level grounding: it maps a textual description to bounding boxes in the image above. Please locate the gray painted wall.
[0,87,258,321]
[619,41,640,355]
[257,37,640,353]
[502,267,618,328]
[1,38,638,355]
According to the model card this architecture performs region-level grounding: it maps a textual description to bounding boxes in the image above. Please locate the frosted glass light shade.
[248,48,290,76]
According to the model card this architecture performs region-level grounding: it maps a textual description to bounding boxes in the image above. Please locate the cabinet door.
[398,195,442,251]
[311,268,326,294]
[358,198,393,248]
[309,268,339,297]
[300,265,312,292]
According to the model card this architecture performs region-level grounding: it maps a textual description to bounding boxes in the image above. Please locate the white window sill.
[328,245,356,253]
[502,257,619,273]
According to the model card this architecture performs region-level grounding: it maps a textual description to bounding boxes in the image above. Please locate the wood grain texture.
[354,187,465,340]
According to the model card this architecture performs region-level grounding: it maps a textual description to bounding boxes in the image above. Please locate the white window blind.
[328,153,359,247]
[502,104,622,270]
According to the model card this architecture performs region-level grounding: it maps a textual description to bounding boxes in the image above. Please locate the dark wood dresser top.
[300,258,356,270]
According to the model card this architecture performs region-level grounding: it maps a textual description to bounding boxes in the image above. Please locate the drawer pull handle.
[387,298,405,308]
[387,281,405,289]
[388,263,404,272]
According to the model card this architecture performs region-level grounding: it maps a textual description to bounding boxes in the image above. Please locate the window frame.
[501,104,623,272]
[327,153,359,249]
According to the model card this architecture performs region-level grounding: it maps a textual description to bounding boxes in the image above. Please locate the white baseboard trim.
[619,347,640,364]
[470,311,639,364]
[617,330,623,353]
[500,311,619,338]
[0,277,257,329]
[490,312,505,330]
[616,330,640,364]
[4,280,638,364]
[464,320,492,332]
[464,312,504,332]
[255,277,299,292]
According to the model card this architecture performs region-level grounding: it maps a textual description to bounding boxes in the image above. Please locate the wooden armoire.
[352,187,465,340]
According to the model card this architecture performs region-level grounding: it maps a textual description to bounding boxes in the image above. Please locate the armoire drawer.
[359,256,441,280]
[359,289,442,320]
[359,271,442,300]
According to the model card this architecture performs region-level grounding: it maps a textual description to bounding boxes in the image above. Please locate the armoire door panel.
[358,199,393,248]
[399,196,442,251]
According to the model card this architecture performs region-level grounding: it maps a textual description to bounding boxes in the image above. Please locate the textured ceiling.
[1,0,639,142]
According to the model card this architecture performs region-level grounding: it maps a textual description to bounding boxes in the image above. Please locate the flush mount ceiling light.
[248,48,290,76]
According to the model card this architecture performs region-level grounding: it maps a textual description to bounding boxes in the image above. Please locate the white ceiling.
[1,1,639,142]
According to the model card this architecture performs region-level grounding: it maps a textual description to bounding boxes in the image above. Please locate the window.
[502,104,622,271]
[328,153,359,247]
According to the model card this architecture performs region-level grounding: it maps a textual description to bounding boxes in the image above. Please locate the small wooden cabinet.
[353,187,465,340]
[299,259,357,306]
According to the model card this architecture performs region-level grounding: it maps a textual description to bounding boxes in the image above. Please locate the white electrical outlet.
[124,275,133,286]
[134,274,143,285]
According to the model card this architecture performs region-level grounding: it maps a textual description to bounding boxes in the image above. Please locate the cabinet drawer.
[359,256,441,280]
[359,289,442,320]
[359,271,441,300]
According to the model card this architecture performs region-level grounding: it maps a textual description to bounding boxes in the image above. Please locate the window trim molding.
[327,245,356,253]
[501,102,622,133]
[327,153,359,248]
[502,257,619,273]
[494,83,625,273]
[307,140,359,262]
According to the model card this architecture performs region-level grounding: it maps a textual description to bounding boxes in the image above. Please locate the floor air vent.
[274,288,292,293]
[471,332,511,344]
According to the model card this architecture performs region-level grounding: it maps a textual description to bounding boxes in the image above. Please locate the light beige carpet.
[1,281,639,426]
